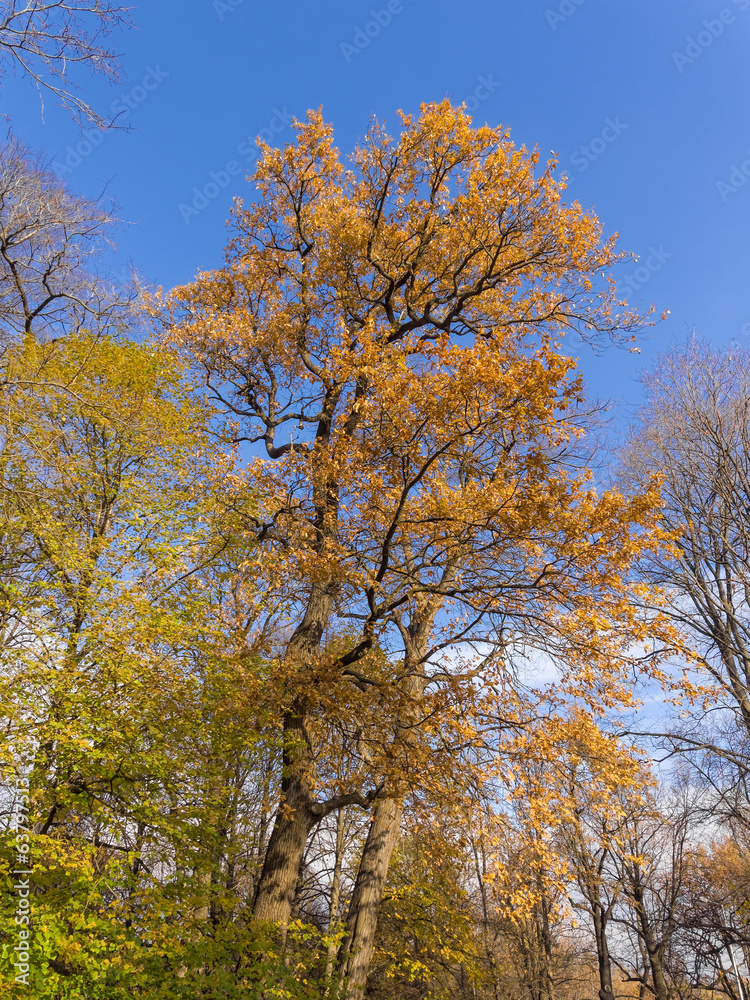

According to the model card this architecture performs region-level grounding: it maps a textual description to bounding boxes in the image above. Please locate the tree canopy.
[0,105,747,1000]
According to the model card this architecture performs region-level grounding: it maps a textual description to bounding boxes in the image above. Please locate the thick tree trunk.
[642,925,670,1000]
[337,796,404,1000]
[336,592,445,999]
[252,578,337,930]
[645,943,669,1000]
[251,707,317,930]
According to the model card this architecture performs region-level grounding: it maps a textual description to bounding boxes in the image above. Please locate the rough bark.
[251,705,318,928]
[337,796,404,1000]
[337,597,440,1000]
[251,579,336,928]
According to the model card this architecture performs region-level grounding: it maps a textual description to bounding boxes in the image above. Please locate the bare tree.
[609,789,696,1000]
[0,137,135,351]
[0,0,134,128]
[622,339,750,774]
[558,771,623,1000]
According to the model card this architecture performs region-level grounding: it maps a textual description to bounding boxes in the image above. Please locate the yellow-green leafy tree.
[0,332,304,998]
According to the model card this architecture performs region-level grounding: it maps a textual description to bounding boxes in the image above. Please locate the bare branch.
[0,1,135,129]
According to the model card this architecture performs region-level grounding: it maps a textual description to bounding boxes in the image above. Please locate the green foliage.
[369,829,481,1000]
[0,846,343,999]
[0,332,315,998]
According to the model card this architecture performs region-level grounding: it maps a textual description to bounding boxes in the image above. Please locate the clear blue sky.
[6,0,750,414]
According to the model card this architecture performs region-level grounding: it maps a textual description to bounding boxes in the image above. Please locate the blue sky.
[6,0,750,416]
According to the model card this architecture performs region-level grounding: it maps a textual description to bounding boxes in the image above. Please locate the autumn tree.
[0,326,310,996]
[164,101,673,997]
[0,139,140,669]
[560,796,620,1000]
[0,334,206,985]
[461,790,594,1000]
[0,147,279,992]
[0,141,330,998]
[680,833,750,998]
[554,747,647,1000]
[365,821,479,1000]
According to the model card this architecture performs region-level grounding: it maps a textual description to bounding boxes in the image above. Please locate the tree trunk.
[591,903,615,1000]
[325,806,347,984]
[252,579,337,930]
[643,929,670,1000]
[337,796,404,1000]
[335,591,446,999]
[252,706,317,930]
[631,872,670,1000]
